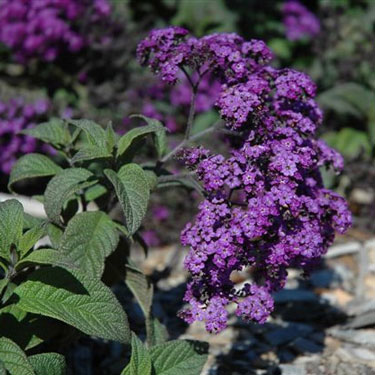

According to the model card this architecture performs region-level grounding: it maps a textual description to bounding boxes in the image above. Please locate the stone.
[279,364,306,375]
[264,323,314,346]
[289,337,322,354]
[273,289,318,304]
[329,328,375,348]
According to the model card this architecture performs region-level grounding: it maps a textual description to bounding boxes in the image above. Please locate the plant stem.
[160,121,223,163]
[158,171,196,183]
[184,85,197,141]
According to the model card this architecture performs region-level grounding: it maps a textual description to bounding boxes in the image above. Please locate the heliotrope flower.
[0,0,112,63]
[282,0,320,41]
[138,27,351,333]
[0,98,49,174]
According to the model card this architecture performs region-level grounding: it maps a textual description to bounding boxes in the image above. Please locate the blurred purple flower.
[142,230,161,247]
[0,97,50,174]
[0,0,112,63]
[282,0,320,41]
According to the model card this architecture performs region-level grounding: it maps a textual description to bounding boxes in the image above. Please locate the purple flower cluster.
[0,0,111,63]
[138,27,351,333]
[282,0,320,41]
[137,27,273,84]
[0,97,50,174]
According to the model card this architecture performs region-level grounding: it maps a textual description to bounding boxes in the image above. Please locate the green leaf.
[118,116,167,158]
[267,38,292,60]
[15,249,76,271]
[67,119,107,148]
[0,304,27,320]
[18,225,46,258]
[105,122,117,153]
[149,318,169,347]
[104,164,150,234]
[0,337,35,375]
[171,0,236,36]
[1,282,16,304]
[28,353,66,375]
[46,224,63,249]
[144,170,158,191]
[0,279,8,296]
[0,261,6,273]
[191,111,219,136]
[23,214,44,230]
[0,200,24,262]
[0,305,59,351]
[59,212,119,278]
[317,83,375,123]
[14,267,130,343]
[8,154,62,192]
[121,334,152,375]
[84,184,107,202]
[125,265,153,318]
[71,146,112,164]
[150,340,208,375]
[21,118,70,148]
[44,168,96,224]
[322,127,372,158]
[0,360,5,375]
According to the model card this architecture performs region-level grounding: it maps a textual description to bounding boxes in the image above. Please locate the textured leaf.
[84,184,107,202]
[117,117,165,158]
[104,164,150,234]
[0,200,24,262]
[59,212,119,278]
[150,340,208,375]
[0,279,8,296]
[105,122,117,152]
[67,119,107,148]
[71,146,112,163]
[130,115,167,158]
[0,261,6,273]
[15,249,76,271]
[0,305,58,351]
[8,154,62,192]
[46,224,63,249]
[28,353,66,375]
[1,282,16,304]
[15,267,130,343]
[44,168,96,224]
[21,118,70,148]
[0,337,35,375]
[0,304,27,322]
[23,214,44,230]
[121,334,152,375]
[149,318,169,347]
[0,360,5,375]
[18,225,46,258]
[144,170,158,191]
[125,265,153,318]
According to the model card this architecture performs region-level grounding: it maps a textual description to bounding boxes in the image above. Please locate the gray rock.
[278,349,296,363]
[273,289,318,304]
[329,328,375,348]
[346,311,375,329]
[289,337,322,354]
[279,364,306,375]
[346,299,375,316]
[265,323,314,346]
[310,269,337,288]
